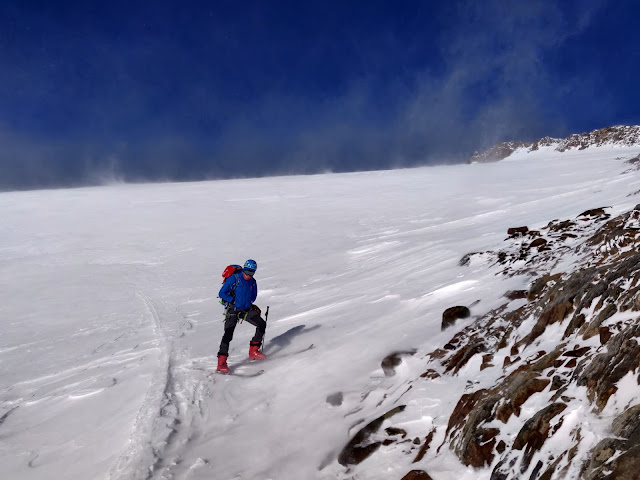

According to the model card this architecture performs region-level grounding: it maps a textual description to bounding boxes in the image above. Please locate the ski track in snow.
[108,292,172,480]
[110,292,219,480]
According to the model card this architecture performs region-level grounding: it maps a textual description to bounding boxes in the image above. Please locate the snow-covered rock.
[470,125,640,163]
[342,202,640,479]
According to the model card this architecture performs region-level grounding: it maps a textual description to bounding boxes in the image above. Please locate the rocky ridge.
[333,167,640,479]
[469,125,640,163]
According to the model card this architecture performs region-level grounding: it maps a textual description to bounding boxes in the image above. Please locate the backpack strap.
[220,272,243,311]
[229,272,242,300]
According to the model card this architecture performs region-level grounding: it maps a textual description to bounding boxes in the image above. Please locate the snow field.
[1,145,640,479]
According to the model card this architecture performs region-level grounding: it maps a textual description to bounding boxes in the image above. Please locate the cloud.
[0,128,126,190]
[0,0,611,190]
[395,0,608,154]
[208,0,609,173]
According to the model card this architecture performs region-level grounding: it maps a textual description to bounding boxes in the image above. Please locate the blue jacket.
[219,273,257,310]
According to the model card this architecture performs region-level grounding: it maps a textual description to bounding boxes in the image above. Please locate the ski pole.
[262,306,269,352]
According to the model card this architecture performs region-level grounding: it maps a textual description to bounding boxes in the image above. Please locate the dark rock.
[507,226,529,237]
[442,306,471,330]
[381,350,417,376]
[459,252,476,267]
[339,439,380,466]
[326,392,343,406]
[385,427,407,438]
[612,404,640,439]
[481,354,494,371]
[338,405,406,466]
[563,346,590,357]
[412,427,435,463]
[505,290,528,301]
[529,347,565,371]
[427,348,448,360]
[469,141,530,163]
[578,207,609,218]
[547,219,575,232]
[539,456,566,480]
[400,470,434,480]
[565,358,577,369]
[513,403,567,472]
[448,354,564,474]
[589,437,622,469]
[597,445,640,480]
[571,272,604,315]
[497,329,512,351]
[563,313,586,338]
[447,366,555,469]
[582,303,617,339]
[444,340,486,374]
[495,373,550,423]
[420,369,440,379]
[530,238,548,249]
[446,388,501,467]
[491,456,519,480]
[577,325,640,411]
[530,461,544,480]
[599,326,612,345]
[527,272,563,300]
[584,405,640,479]
[523,300,573,346]
[550,375,565,391]
[420,370,441,382]
[463,427,500,467]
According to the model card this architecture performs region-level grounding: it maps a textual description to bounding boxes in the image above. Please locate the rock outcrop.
[441,306,471,330]
[335,202,640,480]
[470,125,640,163]
[338,405,406,466]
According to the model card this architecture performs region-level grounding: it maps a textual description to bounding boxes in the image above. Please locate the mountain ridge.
[470,125,640,164]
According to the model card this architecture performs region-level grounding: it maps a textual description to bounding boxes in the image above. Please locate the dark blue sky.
[1,0,639,190]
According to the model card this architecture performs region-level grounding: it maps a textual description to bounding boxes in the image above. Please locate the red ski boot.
[248,343,266,361]
[217,355,230,374]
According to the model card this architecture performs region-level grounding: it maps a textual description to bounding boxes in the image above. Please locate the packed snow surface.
[2,145,640,479]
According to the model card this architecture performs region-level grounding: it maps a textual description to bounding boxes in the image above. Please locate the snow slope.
[1,145,640,480]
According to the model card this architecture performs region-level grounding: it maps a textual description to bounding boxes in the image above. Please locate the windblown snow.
[2,144,640,480]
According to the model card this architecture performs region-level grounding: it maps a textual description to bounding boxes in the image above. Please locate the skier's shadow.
[264,324,320,354]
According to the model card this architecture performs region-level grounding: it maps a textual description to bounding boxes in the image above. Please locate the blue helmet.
[243,259,257,272]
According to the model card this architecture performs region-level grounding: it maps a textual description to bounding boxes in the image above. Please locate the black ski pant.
[217,308,266,357]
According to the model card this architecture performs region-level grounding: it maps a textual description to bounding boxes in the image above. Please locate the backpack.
[219,264,243,307]
[221,264,243,283]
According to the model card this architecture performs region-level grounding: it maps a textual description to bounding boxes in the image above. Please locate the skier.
[217,259,267,373]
